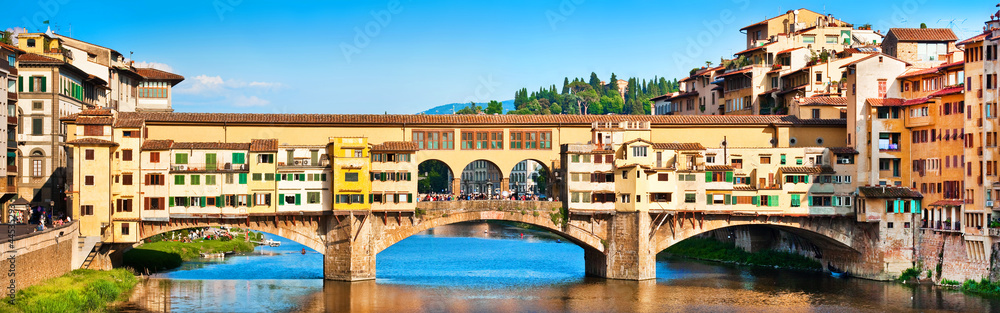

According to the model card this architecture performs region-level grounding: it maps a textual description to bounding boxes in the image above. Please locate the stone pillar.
[324,213,376,281]
[585,212,655,280]
[451,178,461,197]
[501,177,510,194]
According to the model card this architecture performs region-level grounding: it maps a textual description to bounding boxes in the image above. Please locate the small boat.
[555,239,562,243]
[200,252,225,258]
[828,262,850,278]
[263,239,281,247]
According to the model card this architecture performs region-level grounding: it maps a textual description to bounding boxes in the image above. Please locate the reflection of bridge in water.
[105,200,880,281]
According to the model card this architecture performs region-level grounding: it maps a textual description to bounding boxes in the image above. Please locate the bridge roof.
[61,112,846,127]
[370,141,419,151]
[858,186,923,199]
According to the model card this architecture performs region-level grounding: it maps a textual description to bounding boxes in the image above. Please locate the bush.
[0,269,138,313]
[661,237,821,270]
[962,278,1000,297]
[898,267,922,283]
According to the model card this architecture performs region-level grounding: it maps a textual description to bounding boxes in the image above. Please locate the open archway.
[417,159,454,195]
[508,159,551,199]
[459,159,503,198]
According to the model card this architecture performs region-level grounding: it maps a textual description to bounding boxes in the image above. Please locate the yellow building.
[330,137,370,210]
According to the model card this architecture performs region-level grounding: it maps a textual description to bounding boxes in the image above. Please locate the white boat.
[263,239,281,247]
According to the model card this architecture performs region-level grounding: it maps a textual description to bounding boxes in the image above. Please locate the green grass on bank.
[0,269,137,313]
[660,237,822,271]
[123,238,256,273]
[961,278,1000,297]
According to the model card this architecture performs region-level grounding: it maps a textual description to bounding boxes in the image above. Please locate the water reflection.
[124,222,998,312]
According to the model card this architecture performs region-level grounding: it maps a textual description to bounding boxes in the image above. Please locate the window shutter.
[770,195,778,207]
[705,172,713,182]
[804,175,809,183]
[239,173,247,184]
[169,197,174,207]
[780,155,786,164]
[407,194,413,203]
[724,194,731,205]
[299,174,305,182]
[250,195,255,207]
[279,194,285,205]
[17,76,22,92]
[40,76,46,92]
[295,194,301,205]
[217,196,223,208]
[200,197,207,207]
[832,196,840,206]
[791,194,799,206]
[725,172,733,182]
[752,196,759,206]
[28,77,33,92]
[322,173,327,181]
[368,194,373,203]
[808,196,813,206]
[276,174,281,182]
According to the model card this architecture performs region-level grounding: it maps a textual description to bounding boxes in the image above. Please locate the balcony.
[978,89,983,99]
[7,165,15,174]
[170,163,249,173]
[278,158,329,168]
[6,117,14,126]
[4,186,13,194]
[6,92,14,101]
[990,228,1000,237]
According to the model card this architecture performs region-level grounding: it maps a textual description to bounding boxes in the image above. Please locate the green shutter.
[808,196,813,206]
[233,153,245,164]
[200,196,207,208]
[279,194,285,205]
[239,173,247,184]
[322,173,327,181]
[174,175,184,185]
[770,195,778,207]
[169,197,174,207]
[276,174,281,182]
[752,196,759,206]
[725,171,733,182]
[17,76,22,92]
[803,175,809,183]
[407,194,413,203]
[792,176,799,184]
[299,174,305,182]
[369,194,373,203]
[40,76,46,92]
[796,158,803,165]
[832,196,840,207]
[706,172,713,182]
[216,196,223,208]
[295,194,301,205]
[913,200,921,213]
[724,194,731,205]
[28,76,33,92]
[780,155,786,164]
[791,194,800,206]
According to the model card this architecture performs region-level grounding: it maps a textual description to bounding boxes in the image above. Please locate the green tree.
[418,161,451,193]
[549,102,562,114]
[455,101,482,114]
[0,31,10,45]
[485,100,504,114]
[578,89,599,115]
[562,77,570,94]
[920,23,927,29]
[588,72,602,91]
[533,166,549,196]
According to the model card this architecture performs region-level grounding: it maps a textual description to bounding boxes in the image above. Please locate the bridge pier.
[324,213,376,281]
[585,212,655,280]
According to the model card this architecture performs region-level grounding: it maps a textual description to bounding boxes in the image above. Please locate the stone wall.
[0,222,78,291]
[916,230,991,282]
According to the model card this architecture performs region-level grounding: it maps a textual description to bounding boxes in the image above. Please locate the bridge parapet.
[414,200,563,217]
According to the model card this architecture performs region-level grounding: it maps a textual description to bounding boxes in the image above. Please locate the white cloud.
[173,74,283,108]
[132,61,174,72]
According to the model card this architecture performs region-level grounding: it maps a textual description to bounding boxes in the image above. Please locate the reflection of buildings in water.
[509,160,542,195]
[460,160,501,195]
[418,221,496,239]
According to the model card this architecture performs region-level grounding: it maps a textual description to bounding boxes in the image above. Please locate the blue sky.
[7,0,992,114]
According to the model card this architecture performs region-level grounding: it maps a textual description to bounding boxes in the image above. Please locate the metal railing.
[170,163,249,172]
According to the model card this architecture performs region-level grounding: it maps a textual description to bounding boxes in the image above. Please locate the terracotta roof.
[734,42,774,55]
[141,140,174,150]
[76,116,113,125]
[957,31,990,46]
[798,96,847,106]
[113,119,144,128]
[16,53,61,64]
[887,28,958,42]
[866,98,905,107]
[706,165,734,171]
[717,67,752,78]
[250,139,278,152]
[928,199,964,207]
[779,166,821,174]
[66,138,118,146]
[652,143,706,150]
[172,142,251,150]
[81,108,113,116]
[839,53,911,68]
[370,141,419,151]
[665,91,698,100]
[776,47,805,55]
[738,9,815,31]
[102,112,844,126]
[0,42,24,54]
[135,67,184,81]
[858,186,923,199]
[903,97,931,106]
[830,147,858,155]
[817,165,836,174]
[929,86,964,97]
[733,185,756,191]
[622,138,655,146]
[899,67,940,79]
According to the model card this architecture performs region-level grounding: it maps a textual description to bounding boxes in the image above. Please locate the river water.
[124,222,999,312]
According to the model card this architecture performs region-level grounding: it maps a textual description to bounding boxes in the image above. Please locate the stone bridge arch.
[138,216,329,254]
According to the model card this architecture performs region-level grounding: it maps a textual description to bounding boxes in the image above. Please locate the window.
[190,175,200,185]
[509,130,552,150]
[731,159,743,169]
[115,199,133,212]
[632,146,647,157]
[122,174,133,185]
[122,149,133,161]
[121,223,129,236]
[32,101,42,110]
[335,194,365,204]
[412,130,454,150]
[878,79,887,98]
[31,118,43,135]
[825,35,838,44]
[307,192,321,204]
[174,175,185,185]
[254,193,272,206]
[257,154,274,163]
[460,130,503,150]
[85,149,94,160]
[657,173,669,181]
[760,156,771,164]
[175,153,188,164]
[81,205,94,215]
[85,175,94,186]
[652,193,671,202]
[206,175,216,185]
[26,39,35,47]
[145,174,164,185]
[811,109,820,119]
[150,152,160,163]
[620,193,631,203]
[32,159,43,177]
[345,172,359,182]
[684,193,696,203]
[803,35,815,43]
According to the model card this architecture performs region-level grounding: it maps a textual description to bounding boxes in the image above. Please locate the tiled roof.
[817,165,836,174]
[370,141,419,151]
[798,96,847,106]
[76,116,113,125]
[135,68,184,81]
[104,112,844,126]
[622,138,655,146]
[0,42,24,53]
[957,31,990,46]
[830,147,858,155]
[903,97,931,106]
[858,186,923,199]
[141,140,174,150]
[779,166,821,174]
[733,185,756,191]
[17,53,61,64]
[866,98,905,107]
[706,165,734,171]
[250,139,278,152]
[776,47,805,55]
[928,199,964,207]
[651,143,705,150]
[929,86,964,97]
[839,53,911,68]
[172,142,251,150]
[66,138,118,146]
[887,28,958,42]
[113,119,144,128]
[717,67,752,78]
[81,108,113,116]
[899,67,940,79]
[734,42,774,56]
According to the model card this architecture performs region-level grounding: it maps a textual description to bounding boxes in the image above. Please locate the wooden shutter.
[40,76,46,92]
[279,194,285,205]
[295,194,301,205]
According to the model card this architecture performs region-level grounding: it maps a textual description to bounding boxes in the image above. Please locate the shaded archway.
[459,159,503,197]
[508,159,550,198]
[137,216,328,255]
[417,159,454,195]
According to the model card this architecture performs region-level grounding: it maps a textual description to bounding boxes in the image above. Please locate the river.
[123,222,1000,312]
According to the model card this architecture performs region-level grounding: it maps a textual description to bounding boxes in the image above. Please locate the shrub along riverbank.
[660,237,822,271]
[123,229,259,273]
[0,269,137,313]
[961,278,1000,297]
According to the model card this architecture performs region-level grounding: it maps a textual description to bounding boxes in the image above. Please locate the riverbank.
[124,238,257,273]
[0,269,137,313]
[659,237,822,271]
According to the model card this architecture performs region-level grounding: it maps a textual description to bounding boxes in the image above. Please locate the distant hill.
[419,100,515,115]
